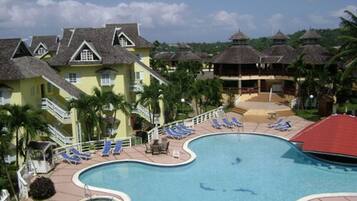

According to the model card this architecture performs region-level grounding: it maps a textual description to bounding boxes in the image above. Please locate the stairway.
[132,103,160,124]
[232,107,247,115]
[41,98,71,124]
[246,93,289,104]
[47,124,73,146]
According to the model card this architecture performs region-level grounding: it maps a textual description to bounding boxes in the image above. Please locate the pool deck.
[47,112,356,201]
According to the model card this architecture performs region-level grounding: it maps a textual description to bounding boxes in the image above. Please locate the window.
[0,91,3,105]
[80,49,94,61]
[118,34,133,47]
[37,47,47,55]
[67,73,79,84]
[101,73,112,86]
[135,72,144,81]
[0,89,11,105]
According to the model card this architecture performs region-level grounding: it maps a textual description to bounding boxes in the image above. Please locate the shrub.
[29,177,56,200]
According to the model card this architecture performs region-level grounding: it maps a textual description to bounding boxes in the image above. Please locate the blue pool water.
[79,134,357,201]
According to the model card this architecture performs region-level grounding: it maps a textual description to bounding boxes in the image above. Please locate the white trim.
[136,61,168,85]
[69,40,102,62]
[111,27,122,46]
[33,42,49,56]
[117,32,135,47]
[297,193,357,201]
[10,40,22,60]
[68,28,75,47]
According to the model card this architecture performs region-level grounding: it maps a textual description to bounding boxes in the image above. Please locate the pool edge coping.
[71,131,356,201]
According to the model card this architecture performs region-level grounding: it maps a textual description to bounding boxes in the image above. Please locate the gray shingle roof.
[105,23,153,48]
[0,38,82,98]
[30,35,59,54]
[49,27,138,66]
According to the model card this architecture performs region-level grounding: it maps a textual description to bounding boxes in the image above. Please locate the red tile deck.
[46,113,356,201]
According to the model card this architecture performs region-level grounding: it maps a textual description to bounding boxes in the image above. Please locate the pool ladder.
[84,184,92,199]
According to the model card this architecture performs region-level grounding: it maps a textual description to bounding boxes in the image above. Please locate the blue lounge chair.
[60,152,81,164]
[102,141,112,156]
[231,117,243,127]
[164,128,184,139]
[178,124,195,132]
[275,121,292,131]
[113,140,123,155]
[222,118,234,128]
[211,119,222,129]
[173,126,191,135]
[268,118,284,128]
[70,148,91,160]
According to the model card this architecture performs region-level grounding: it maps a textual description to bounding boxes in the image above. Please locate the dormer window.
[80,49,94,61]
[113,29,135,47]
[70,40,101,63]
[37,47,47,55]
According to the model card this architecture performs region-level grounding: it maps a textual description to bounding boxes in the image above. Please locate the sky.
[0,0,356,43]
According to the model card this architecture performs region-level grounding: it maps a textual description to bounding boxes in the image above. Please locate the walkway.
[48,112,355,201]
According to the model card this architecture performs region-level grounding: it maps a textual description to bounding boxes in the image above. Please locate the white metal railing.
[17,162,35,200]
[130,82,144,92]
[133,103,160,124]
[0,189,10,201]
[41,98,71,123]
[147,106,224,142]
[48,124,73,146]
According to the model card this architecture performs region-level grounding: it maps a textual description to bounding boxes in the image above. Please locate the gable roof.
[69,40,102,63]
[30,35,59,54]
[49,27,138,66]
[0,38,82,98]
[290,114,357,158]
[106,23,153,48]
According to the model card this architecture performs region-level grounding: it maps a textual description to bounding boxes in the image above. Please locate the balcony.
[132,103,160,124]
[47,124,73,146]
[130,81,144,92]
[41,98,71,124]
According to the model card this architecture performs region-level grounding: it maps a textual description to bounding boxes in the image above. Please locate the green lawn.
[294,109,322,122]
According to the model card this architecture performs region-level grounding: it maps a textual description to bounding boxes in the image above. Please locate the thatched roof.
[300,29,321,40]
[230,31,249,41]
[212,45,263,64]
[171,50,201,62]
[272,31,289,40]
[294,44,331,65]
[262,44,296,64]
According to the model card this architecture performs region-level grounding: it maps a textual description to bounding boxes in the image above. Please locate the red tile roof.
[290,114,357,158]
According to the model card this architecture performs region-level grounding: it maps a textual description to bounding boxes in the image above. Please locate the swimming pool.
[78,134,357,201]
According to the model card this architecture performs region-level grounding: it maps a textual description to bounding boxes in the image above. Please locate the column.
[238,79,242,95]
[258,79,261,94]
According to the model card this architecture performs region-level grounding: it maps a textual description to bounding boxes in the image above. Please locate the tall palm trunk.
[15,128,19,167]
[0,155,18,201]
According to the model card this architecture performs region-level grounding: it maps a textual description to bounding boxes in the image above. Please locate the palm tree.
[0,112,18,201]
[161,84,180,121]
[68,94,97,141]
[288,54,308,109]
[92,87,107,140]
[328,10,357,78]
[137,81,163,125]
[103,91,131,135]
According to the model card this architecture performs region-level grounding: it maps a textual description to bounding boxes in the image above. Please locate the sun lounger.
[222,118,234,128]
[164,128,184,139]
[113,140,123,155]
[178,124,195,132]
[275,121,292,131]
[101,141,112,156]
[211,119,222,129]
[60,152,81,164]
[173,126,191,135]
[268,118,284,128]
[170,127,189,137]
[70,148,91,160]
[231,117,243,127]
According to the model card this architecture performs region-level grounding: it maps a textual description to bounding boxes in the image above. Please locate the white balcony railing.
[41,98,71,123]
[17,162,35,200]
[130,81,144,92]
[132,103,160,124]
[0,189,10,201]
[47,124,73,146]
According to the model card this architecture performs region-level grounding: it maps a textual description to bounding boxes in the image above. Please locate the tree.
[92,87,107,140]
[329,11,357,79]
[176,61,203,78]
[137,81,163,125]
[68,94,97,141]
[2,104,47,167]
[0,112,18,201]
[103,91,131,135]
[288,54,308,109]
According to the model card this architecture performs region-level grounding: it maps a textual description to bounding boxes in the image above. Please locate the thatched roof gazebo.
[262,31,295,64]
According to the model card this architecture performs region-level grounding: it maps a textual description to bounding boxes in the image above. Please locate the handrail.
[133,103,159,124]
[17,162,35,200]
[47,124,73,146]
[0,189,10,201]
[41,98,71,122]
[130,82,144,92]
[147,106,224,142]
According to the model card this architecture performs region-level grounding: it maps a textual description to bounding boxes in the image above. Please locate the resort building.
[0,38,82,145]
[0,23,168,147]
[213,30,332,103]
[153,43,209,72]
[29,35,60,59]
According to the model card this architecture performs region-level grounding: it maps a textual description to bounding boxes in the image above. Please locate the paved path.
[48,113,355,201]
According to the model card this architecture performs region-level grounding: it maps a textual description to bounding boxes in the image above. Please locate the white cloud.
[308,14,330,25]
[332,5,357,18]
[0,0,188,29]
[267,13,284,33]
[212,10,256,31]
